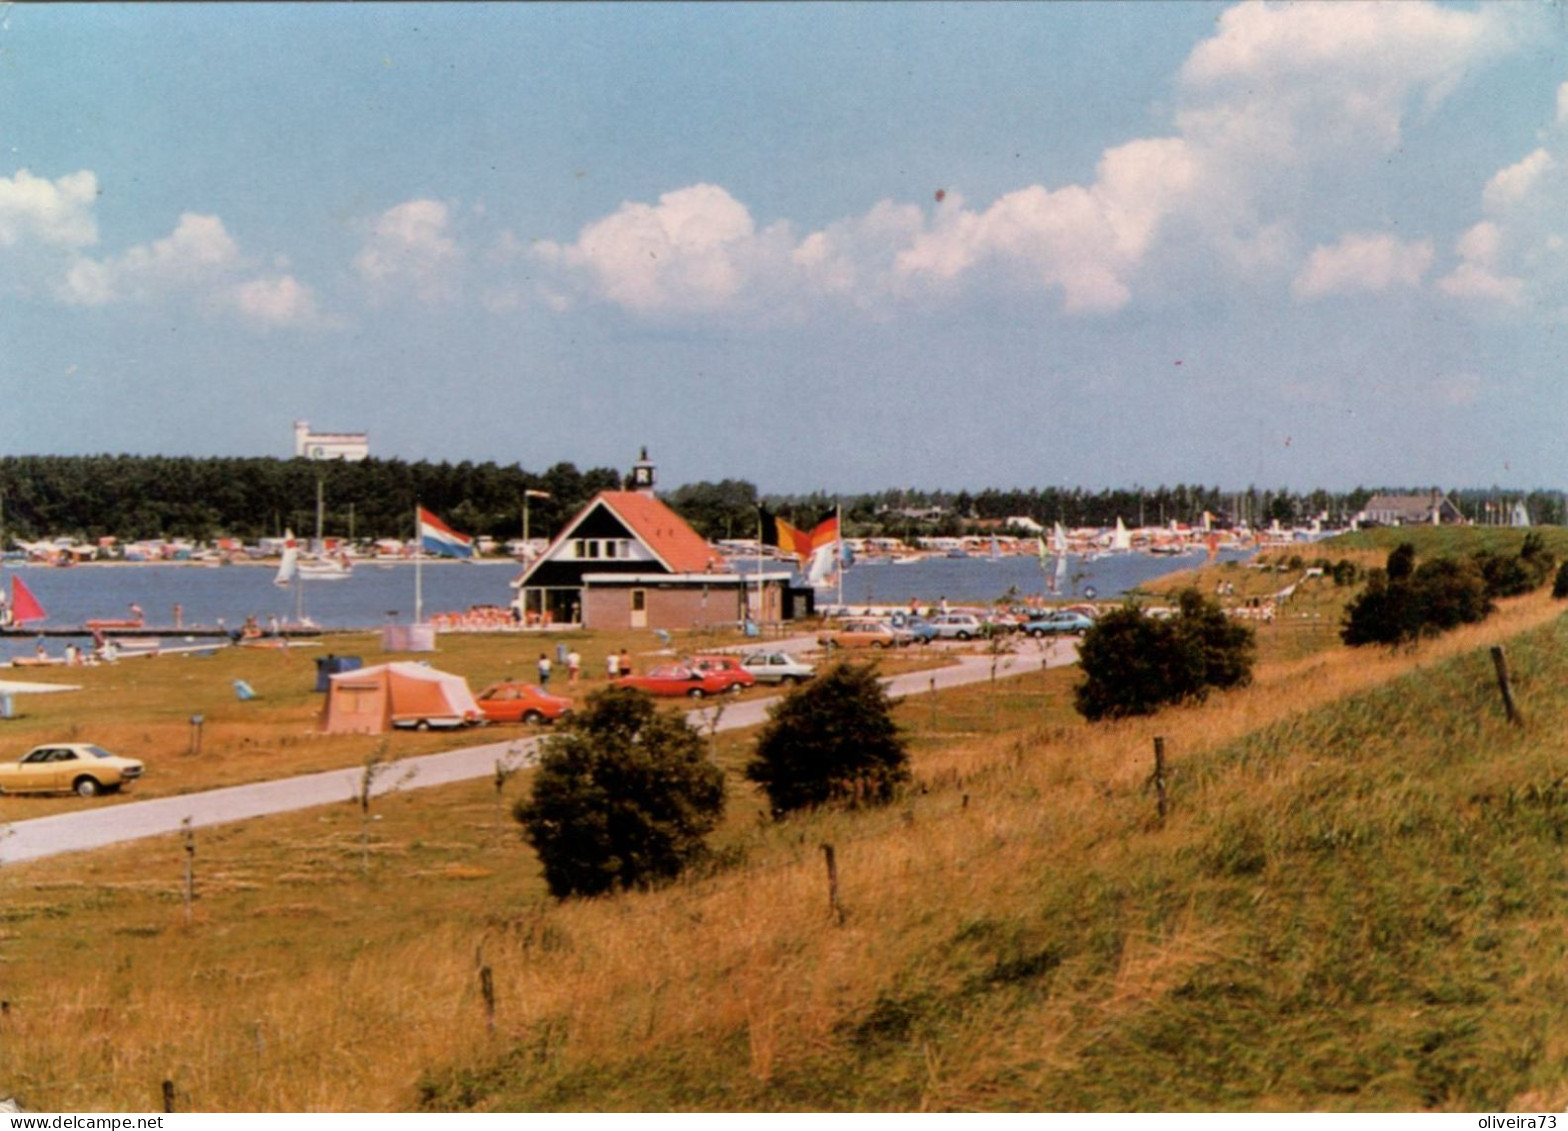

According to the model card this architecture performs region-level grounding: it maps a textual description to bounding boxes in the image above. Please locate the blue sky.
[3,2,1566,494]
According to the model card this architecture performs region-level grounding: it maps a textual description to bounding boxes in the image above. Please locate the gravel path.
[0,640,1075,866]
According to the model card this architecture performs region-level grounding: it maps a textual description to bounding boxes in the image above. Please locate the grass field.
[0,626,949,820]
[7,537,1568,1111]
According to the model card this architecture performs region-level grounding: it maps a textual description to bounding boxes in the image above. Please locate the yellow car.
[817,619,915,649]
[0,743,145,797]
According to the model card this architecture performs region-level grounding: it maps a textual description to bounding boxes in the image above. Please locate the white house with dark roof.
[1360,490,1465,526]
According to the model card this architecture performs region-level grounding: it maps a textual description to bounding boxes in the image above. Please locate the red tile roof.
[597,491,726,573]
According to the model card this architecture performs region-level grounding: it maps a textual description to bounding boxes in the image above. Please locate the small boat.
[297,556,353,580]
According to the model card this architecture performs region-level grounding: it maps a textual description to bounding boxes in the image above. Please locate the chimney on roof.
[628,447,657,496]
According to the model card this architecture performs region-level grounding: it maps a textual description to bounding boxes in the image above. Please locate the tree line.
[1,455,1562,545]
[0,455,622,544]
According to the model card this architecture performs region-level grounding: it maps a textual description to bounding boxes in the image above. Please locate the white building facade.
[294,420,369,462]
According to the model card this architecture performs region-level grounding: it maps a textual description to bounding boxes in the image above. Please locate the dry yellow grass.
[4,585,1567,1110]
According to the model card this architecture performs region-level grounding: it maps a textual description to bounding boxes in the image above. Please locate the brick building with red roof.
[511,451,797,630]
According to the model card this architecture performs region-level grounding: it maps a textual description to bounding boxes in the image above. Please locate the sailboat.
[273,533,299,587]
[1050,522,1069,594]
[1110,516,1132,553]
[271,531,320,631]
[986,534,1003,563]
[297,553,353,580]
[2,573,47,628]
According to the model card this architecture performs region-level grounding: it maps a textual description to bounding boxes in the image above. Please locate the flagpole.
[414,503,423,626]
[755,504,763,629]
[836,501,844,607]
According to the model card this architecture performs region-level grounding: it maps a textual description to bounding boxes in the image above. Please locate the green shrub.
[746,662,909,815]
[1474,533,1556,598]
[515,686,725,898]
[1342,545,1493,647]
[1553,561,1568,599]
[1330,559,1360,587]
[1074,589,1255,721]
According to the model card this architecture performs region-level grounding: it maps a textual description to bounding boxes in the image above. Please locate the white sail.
[1112,517,1131,552]
[274,532,299,587]
[804,540,837,587]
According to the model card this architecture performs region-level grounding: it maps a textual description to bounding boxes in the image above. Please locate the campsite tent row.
[320,662,481,734]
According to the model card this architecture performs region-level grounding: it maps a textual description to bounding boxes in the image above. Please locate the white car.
[741,650,817,686]
[926,613,989,640]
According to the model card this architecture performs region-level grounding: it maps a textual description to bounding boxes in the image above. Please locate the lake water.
[1,549,1251,661]
[0,561,521,661]
[828,547,1254,607]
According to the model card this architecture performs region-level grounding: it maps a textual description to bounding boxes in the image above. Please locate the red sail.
[10,575,46,623]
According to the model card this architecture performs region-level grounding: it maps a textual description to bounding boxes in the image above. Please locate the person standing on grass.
[538,652,552,688]
[606,650,620,680]
[618,649,632,678]
[567,648,581,684]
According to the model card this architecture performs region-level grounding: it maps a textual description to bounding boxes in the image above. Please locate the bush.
[1386,542,1417,581]
[1074,589,1255,721]
[515,686,725,898]
[1342,546,1492,648]
[1474,533,1556,598]
[746,662,909,815]
[1553,561,1568,600]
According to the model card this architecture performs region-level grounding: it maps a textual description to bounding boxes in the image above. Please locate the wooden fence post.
[1491,645,1523,726]
[181,818,196,926]
[1152,736,1169,823]
[161,1079,176,1114]
[479,965,496,1034]
[820,842,846,927]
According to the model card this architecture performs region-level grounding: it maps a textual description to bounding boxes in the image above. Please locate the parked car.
[614,664,746,698]
[474,681,575,725]
[926,613,991,640]
[1022,610,1095,637]
[0,743,144,797]
[688,655,760,693]
[888,614,939,644]
[818,619,914,649]
[740,650,817,685]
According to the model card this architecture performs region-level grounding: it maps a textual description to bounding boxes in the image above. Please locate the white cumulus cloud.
[527,2,1522,321]
[0,168,99,248]
[229,274,322,328]
[533,184,777,314]
[353,199,462,302]
[60,213,240,305]
[1292,232,1434,299]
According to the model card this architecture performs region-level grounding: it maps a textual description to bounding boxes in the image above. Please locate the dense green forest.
[0,455,1560,545]
[0,456,623,544]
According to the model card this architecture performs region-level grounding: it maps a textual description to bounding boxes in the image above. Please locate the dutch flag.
[418,506,475,559]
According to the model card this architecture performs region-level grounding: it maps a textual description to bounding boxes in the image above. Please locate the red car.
[688,655,759,694]
[474,682,575,725]
[614,664,752,699]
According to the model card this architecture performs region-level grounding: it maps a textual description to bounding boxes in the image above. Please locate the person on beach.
[537,653,552,687]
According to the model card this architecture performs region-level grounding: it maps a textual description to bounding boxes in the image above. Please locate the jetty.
[0,624,328,640]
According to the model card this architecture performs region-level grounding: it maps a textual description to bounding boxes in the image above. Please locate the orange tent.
[320,662,481,734]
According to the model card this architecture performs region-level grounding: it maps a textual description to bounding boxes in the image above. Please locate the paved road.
[0,640,1075,866]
